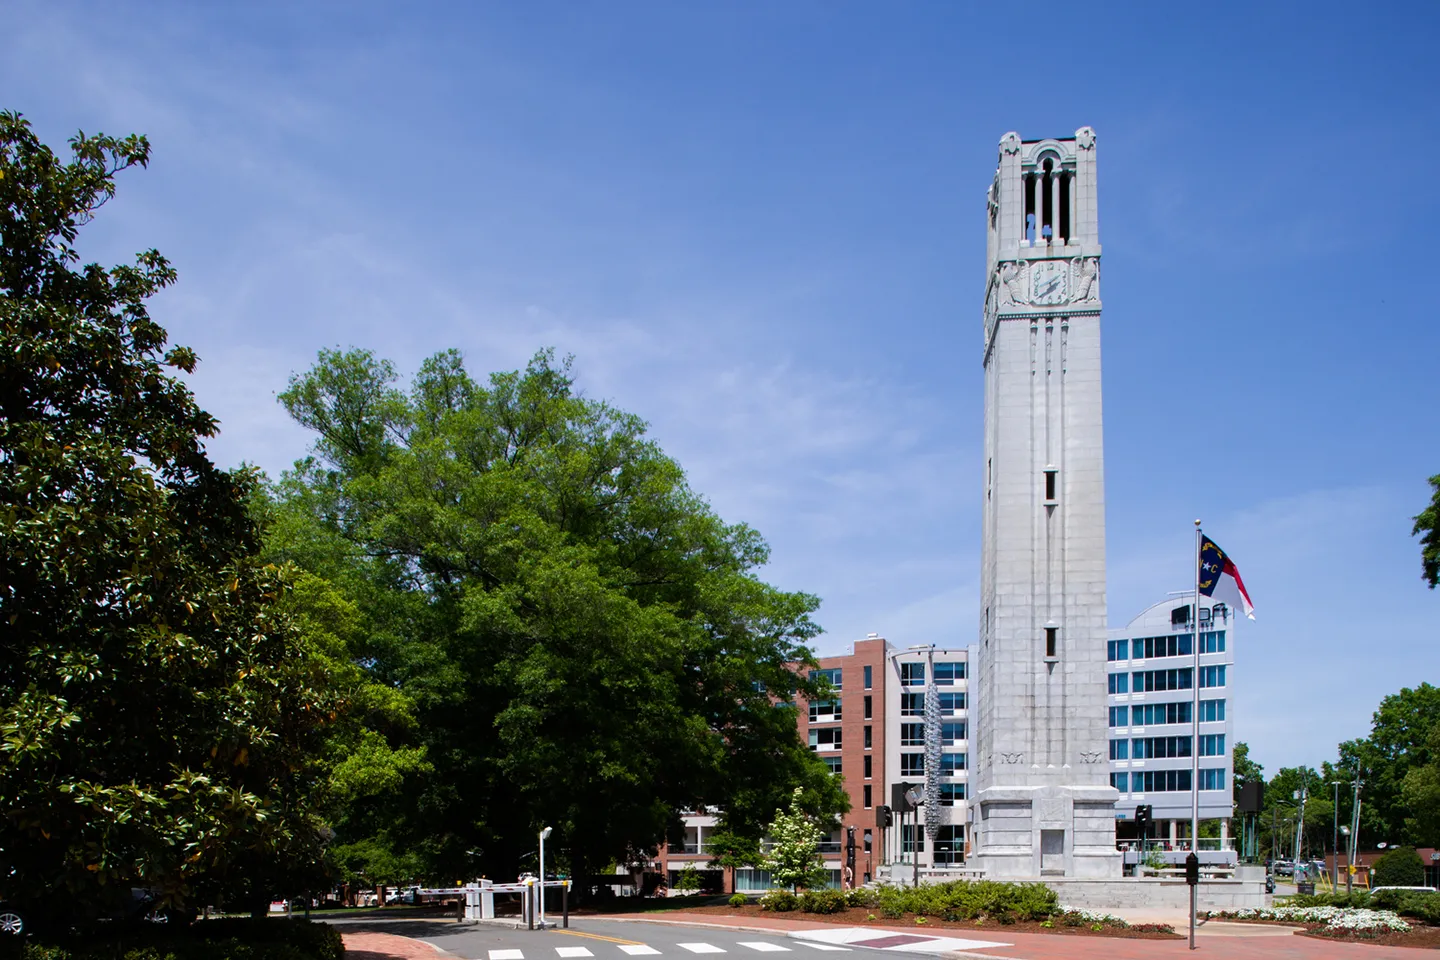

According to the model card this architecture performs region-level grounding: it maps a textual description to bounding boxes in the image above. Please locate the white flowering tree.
[760,788,828,891]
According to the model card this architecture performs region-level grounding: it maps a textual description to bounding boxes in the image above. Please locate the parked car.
[1271,860,1295,877]
[0,902,25,936]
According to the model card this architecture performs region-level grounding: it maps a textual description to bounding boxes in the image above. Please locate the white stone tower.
[970,128,1122,878]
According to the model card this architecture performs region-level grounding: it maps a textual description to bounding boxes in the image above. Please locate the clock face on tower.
[1030,261,1068,305]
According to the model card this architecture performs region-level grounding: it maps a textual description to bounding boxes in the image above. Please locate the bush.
[1369,889,1440,923]
[1372,846,1426,888]
[1285,892,1372,909]
[798,890,846,915]
[728,894,748,908]
[876,886,906,919]
[844,888,878,908]
[860,880,1060,924]
[8,919,343,960]
[758,890,797,913]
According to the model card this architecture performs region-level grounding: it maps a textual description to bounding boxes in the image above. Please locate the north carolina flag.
[1198,535,1255,620]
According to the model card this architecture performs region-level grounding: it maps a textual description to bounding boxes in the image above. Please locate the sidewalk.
[600,911,1427,959]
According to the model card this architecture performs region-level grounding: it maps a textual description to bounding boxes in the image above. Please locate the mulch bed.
[674,903,1184,940]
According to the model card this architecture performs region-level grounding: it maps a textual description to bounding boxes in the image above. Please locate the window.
[941,722,966,745]
[863,755,872,779]
[939,692,966,714]
[1200,734,1225,757]
[1045,627,1058,658]
[901,723,925,747]
[933,825,964,865]
[1200,665,1227,688]
[1107,640,1130,661]
[1199,630,1226,654]
[1044,467,1057,501]
[939,753,966,776]
[1199,698,1226,722]
[900,753,925,777]
[809,728,842,751]
[1131,769,1193,793]
[1108,673,1129,695]
[864,725,872,749]
[809,699,842,722]
[863,665,873,690]
[900,662,926,686]
[863,830,872,853]
[810,668,842,690]
[940,783,966,806]
[822,755,842,775]
[901,824,925,854]
[863,785,872,808]
[1110,738,1129,760]
[864,695,873,720]
[1131,736,1192,759]
[1131,635,1193,659]
[1131,668,1193,692]
[933,662,965,684]
[1199,768,1226,791]
[1109,705,1129,727]
[1110,772,1129,792]
[1131,702,1191,726]
[901,694,924,716]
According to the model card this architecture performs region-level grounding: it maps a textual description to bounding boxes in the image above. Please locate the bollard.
[526,878,536,930]
[562,880,569,928]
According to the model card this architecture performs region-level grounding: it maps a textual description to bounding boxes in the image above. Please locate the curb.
[603,917,828,937]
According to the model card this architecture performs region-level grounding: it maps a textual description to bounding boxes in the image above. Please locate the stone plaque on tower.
[970,128,1122,878]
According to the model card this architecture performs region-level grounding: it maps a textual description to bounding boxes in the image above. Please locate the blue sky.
[5,1,1437,777]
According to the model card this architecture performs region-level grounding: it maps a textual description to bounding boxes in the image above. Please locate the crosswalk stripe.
[618,948,661,956]
[794,945,850,952]
[737,943,790,952]
[676,944,726,954]
[556,949,594,958]
[490,951,525,960]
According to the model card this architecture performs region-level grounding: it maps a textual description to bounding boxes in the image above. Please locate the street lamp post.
[538,826,553,928]
[1329,781,1345,891]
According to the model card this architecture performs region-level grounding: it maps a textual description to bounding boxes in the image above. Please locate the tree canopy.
[0,112,336,923]
[268,347,847,888]
[1415,475,1440,589]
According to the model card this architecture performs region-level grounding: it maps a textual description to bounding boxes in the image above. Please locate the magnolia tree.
[760,789,828,891]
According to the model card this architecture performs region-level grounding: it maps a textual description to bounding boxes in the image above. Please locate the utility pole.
[1330,781,1344,891]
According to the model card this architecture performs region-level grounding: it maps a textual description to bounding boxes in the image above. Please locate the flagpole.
[1190,519,1203,950]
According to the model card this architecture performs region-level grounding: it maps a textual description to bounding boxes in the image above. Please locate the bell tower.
[971,128,1122,878]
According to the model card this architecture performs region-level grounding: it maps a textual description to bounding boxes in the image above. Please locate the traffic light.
[1184,853,1200,886]
[877,805,892,828]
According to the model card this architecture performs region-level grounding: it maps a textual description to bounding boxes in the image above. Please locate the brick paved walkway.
[344,930,452,959]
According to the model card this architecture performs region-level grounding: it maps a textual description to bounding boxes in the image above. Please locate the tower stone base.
[971,783,1123,879]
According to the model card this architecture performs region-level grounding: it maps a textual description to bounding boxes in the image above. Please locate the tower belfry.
[971,128,1121,878]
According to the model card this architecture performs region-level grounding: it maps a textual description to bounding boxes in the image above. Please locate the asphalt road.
[322,915,894,960]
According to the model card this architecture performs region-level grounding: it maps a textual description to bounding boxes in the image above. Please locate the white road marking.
[490,952,525,960]
[556,949,594,958]
[618,948,661,957]
[677,944,726,954]
[738,944,791,952]
[794,946,850,952]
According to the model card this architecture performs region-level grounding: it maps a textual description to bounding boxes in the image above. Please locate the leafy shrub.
[798,890,846,915]
[759,890,797,913]
[876,886,906,919]
[844,888,878,908]
[728,894,748,908]
[1372,846,1426,888]
[1130,923,1176,934]
[10,919,342,960]
[1369,889,1440,922]
[1285,892,1371,909]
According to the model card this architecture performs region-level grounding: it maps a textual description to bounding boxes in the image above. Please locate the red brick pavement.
[603,911,1435,960]
[343,930,452,959]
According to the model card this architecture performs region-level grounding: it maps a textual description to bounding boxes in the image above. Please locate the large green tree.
[268,347,847,889]
[0,113,338,922]
[1414,474,1440,588]
[1339,683,1440,847]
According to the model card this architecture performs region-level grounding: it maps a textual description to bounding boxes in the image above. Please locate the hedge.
[3,919,343,960]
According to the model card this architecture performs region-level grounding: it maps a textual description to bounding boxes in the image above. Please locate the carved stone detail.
[1000,752,1024,764]
[994,257,1099,308]
[1080,750,1104,764]
[1000,132,1021,156]
[1075,126,1095,150]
